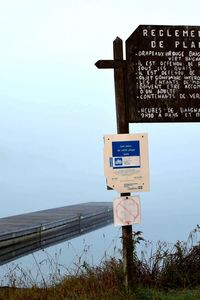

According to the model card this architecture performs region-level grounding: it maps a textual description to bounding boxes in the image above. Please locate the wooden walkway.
[0,202,113,265]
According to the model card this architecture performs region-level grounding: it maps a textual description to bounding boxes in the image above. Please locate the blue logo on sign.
[114,157,123,166]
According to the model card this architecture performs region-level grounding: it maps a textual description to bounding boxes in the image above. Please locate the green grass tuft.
[1,225,200,299]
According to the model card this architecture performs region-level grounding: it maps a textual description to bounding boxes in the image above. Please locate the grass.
[0,225,200,299]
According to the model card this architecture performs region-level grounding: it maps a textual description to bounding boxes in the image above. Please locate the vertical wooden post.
[113,37,134,289]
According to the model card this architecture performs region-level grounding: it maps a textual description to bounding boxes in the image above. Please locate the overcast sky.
[0,0,200,243]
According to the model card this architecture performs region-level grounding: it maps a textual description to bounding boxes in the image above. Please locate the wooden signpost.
[96,37,134,288]
[95,24,200,289]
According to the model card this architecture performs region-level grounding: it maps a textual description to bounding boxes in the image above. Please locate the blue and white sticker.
[110,140,141,169]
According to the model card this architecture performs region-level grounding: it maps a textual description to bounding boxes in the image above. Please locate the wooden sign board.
[104,133,149,193]
[126,25,200,123]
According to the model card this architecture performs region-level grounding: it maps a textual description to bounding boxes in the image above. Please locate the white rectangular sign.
[113,196,141,226]
[104,133,149,193]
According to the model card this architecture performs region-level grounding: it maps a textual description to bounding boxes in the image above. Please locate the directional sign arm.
[95,60,126,69]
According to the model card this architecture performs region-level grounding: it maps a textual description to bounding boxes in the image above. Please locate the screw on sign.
[114,196,141,226]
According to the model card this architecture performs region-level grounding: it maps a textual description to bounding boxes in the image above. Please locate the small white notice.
[113,196,141,226]
[104,133,149,193]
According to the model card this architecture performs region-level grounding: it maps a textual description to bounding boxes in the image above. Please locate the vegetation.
[0,226,200,299]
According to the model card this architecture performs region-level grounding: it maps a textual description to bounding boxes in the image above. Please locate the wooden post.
[95,37,134,289]
[113,37,134,289]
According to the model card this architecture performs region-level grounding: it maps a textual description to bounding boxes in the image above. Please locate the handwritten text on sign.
[126,25,200,122]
